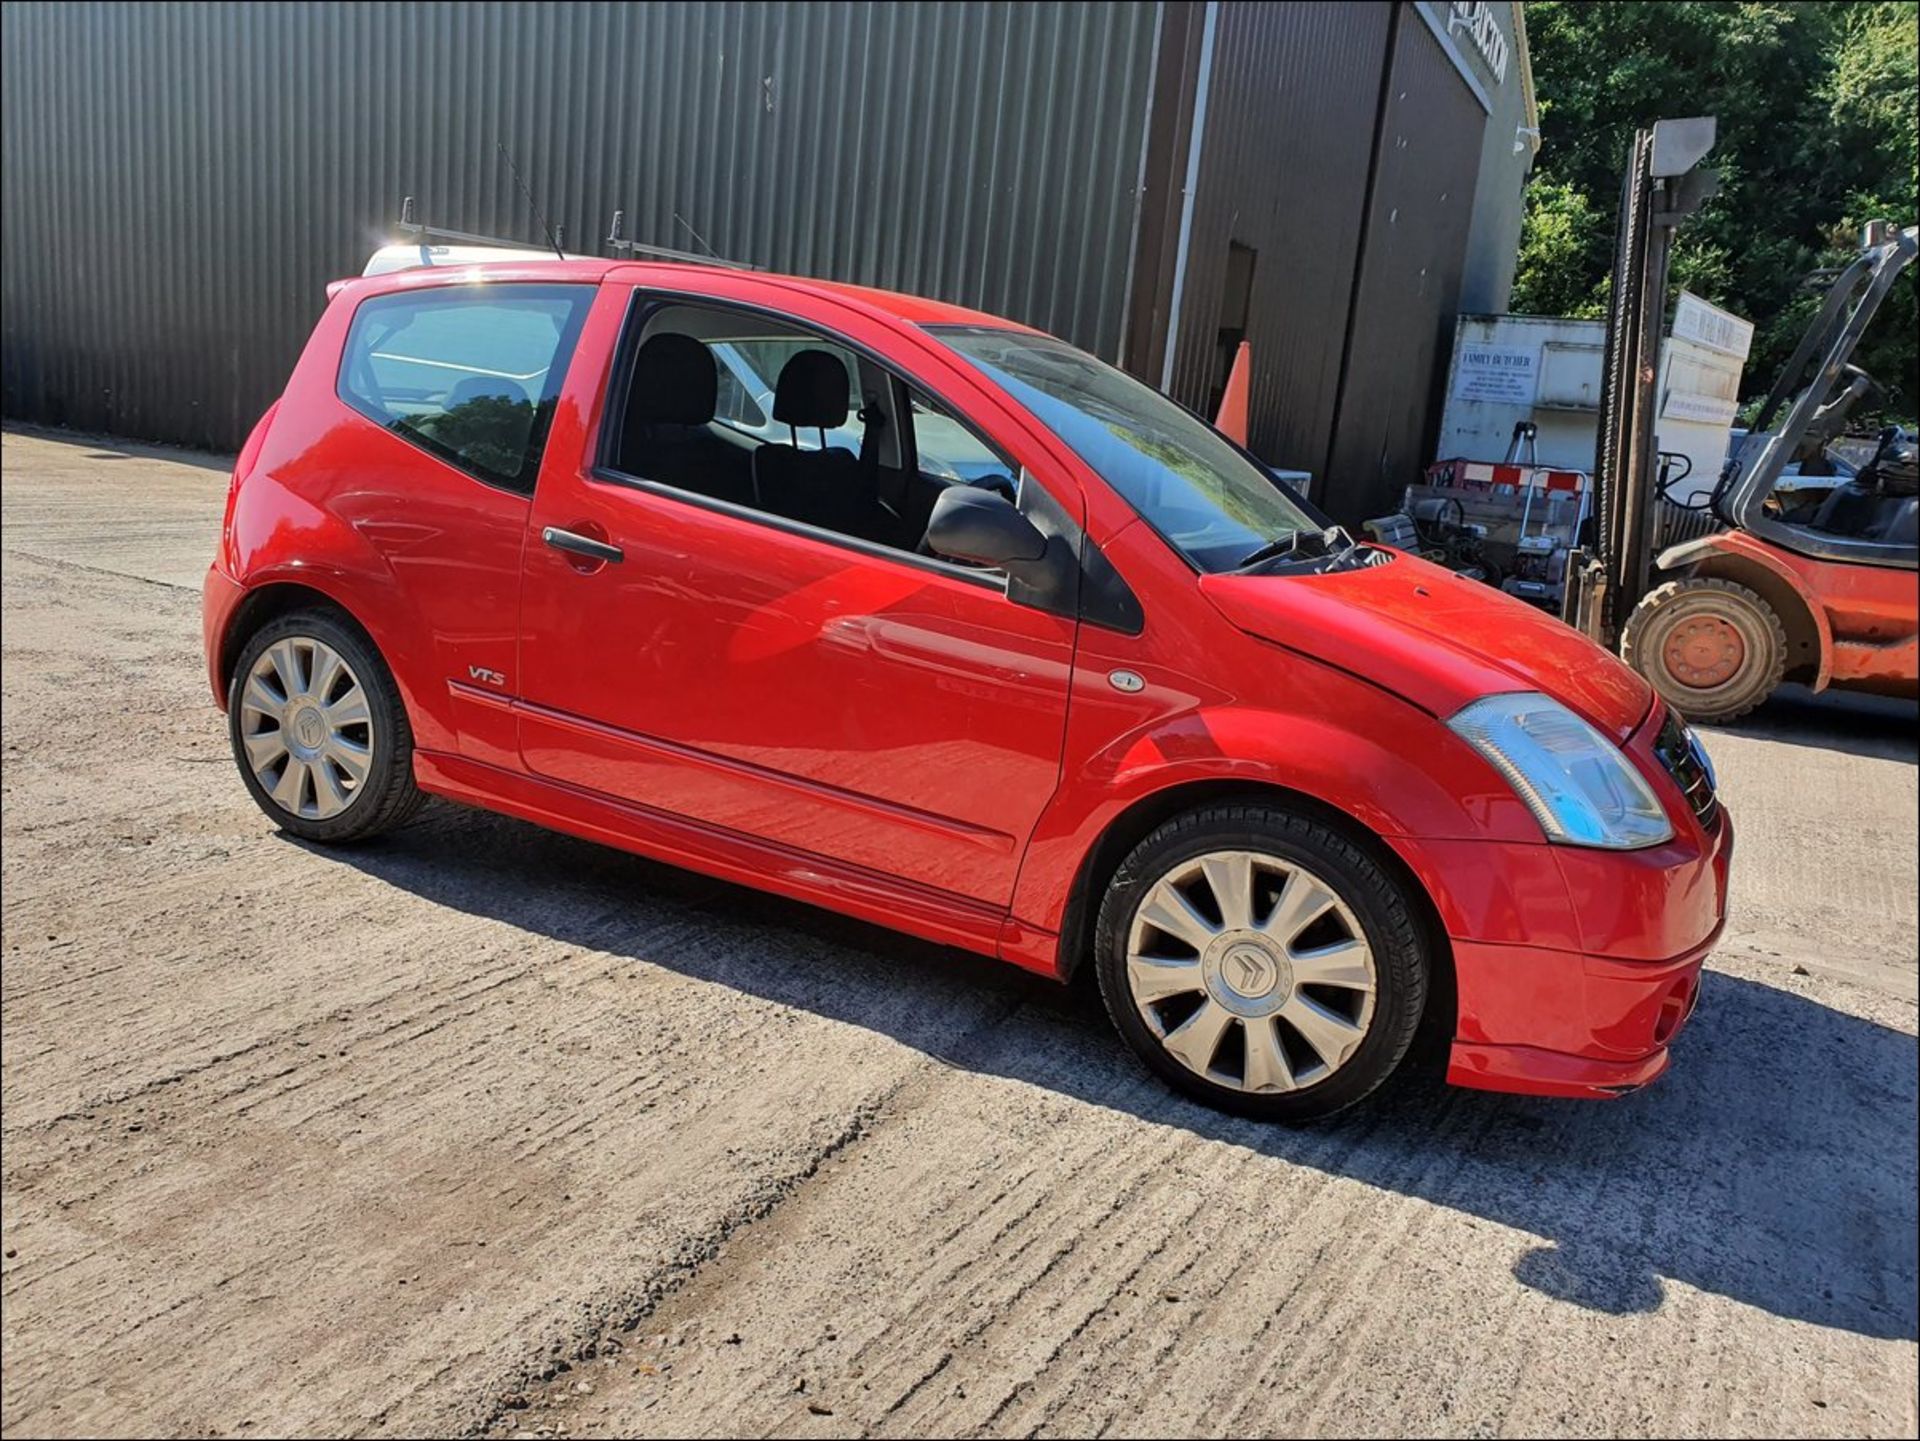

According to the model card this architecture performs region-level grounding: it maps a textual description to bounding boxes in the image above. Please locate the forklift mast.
[1565,117,1720,645]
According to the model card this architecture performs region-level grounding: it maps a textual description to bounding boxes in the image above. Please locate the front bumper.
[1444,922,1718,1098]
[1391,764,1735,1101]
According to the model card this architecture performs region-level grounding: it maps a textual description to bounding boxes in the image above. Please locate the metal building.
[1,0,1537,523]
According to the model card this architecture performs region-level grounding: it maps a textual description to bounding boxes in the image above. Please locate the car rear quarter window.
[337,283,593,494]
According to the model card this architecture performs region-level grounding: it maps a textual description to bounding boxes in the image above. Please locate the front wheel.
[1093,804,1431,1122]
[1620,577,1788,724]
[227,609,424,843]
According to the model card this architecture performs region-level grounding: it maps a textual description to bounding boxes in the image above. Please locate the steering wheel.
[1795,364,1887,471]
[1830,364,1887,422]
[969,471,1018,502]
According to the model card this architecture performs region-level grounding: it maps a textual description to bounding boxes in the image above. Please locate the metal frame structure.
[1565,117,1719,644]
[1714,222,1919,571]
[392,196,761,273]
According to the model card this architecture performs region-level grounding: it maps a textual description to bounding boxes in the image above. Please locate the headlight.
[1449,693,1674,850]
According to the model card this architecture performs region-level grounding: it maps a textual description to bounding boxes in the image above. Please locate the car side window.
[337,283,593,495]
[609,303,1015,568]
[909,388,1018,496]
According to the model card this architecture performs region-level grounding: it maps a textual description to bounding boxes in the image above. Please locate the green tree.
[1513,180,1610,318]
[1514,0,1918,421]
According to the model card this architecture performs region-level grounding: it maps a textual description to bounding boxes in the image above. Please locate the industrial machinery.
[1365,422,1590,605]
[1563,116,1918,721]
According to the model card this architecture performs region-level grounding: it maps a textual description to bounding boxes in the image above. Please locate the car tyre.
[1093,803,1430,1122]
[1621,577,1787,723]
[227,609,424,844]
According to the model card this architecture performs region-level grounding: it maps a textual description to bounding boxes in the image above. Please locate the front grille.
[1652,711,1719,828]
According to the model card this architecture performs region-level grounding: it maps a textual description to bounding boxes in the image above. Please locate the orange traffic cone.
[1214,340,1250,445]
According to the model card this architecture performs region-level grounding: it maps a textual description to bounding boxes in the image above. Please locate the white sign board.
[1452,343,1538,406]
[1671,291,1754,361]
[1662,390,1741,426]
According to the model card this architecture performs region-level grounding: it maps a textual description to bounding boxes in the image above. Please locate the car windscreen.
[930,327,1321,572]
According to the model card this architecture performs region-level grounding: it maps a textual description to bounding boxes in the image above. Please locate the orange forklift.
[1564,118,1918,722]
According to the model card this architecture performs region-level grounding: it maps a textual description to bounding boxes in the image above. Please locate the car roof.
[768,275,1032,332]
[338,253,1035,335]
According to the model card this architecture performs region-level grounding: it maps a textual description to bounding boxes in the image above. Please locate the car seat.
[752,350,885,540]
[619,333,754,504]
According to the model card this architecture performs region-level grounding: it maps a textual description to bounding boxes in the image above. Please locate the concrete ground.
[2,426,1915,1439]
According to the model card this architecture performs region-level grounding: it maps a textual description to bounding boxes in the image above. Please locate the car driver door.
[513,286,1081,909]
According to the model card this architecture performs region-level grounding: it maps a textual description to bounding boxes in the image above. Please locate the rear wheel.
[227,609,423,843]
[1093,804,1430,1122]
[1621,577,1787,723]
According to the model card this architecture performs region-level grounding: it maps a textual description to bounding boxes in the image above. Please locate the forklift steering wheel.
[1793,364,1885,470]
[1840,363,1885,407]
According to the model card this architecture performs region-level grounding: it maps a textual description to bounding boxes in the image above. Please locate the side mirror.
[925,485,1048,566]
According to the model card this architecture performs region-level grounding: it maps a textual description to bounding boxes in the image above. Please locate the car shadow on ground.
[1705,684,1919,765]
[307,802,1919,1345]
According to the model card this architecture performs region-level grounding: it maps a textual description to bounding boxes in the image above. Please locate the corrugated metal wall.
[1,1,1159,451]
[1154,1,1392,478]
[1324,12,1487,523]
[3,0,1525,519]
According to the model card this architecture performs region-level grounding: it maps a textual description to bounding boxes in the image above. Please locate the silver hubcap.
[238,637,375,821]
[1126,850,1378,1093]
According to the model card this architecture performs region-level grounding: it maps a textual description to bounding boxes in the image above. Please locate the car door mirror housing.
[926,485,1049,566]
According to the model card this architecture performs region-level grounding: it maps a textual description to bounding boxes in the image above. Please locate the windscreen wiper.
[1235,526,1357,572]
[1235,536,1298,570]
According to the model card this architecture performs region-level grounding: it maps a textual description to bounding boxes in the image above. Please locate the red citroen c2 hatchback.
[203,255,1732,1121]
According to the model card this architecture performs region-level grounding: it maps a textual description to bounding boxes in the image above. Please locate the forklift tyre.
[1621,577,1788,724]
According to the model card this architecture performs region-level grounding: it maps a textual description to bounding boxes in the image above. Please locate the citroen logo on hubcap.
[1223,944,1277,997]
[289,704,327,754]
[1201,932,1294,1018]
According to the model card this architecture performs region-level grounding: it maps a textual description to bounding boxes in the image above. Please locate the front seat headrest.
[630,333,717,424]
[773,349,851,428]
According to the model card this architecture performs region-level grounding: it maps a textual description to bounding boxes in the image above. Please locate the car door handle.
[542,526,624,565]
